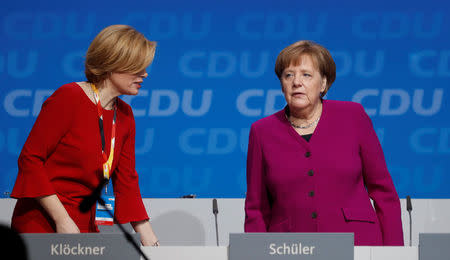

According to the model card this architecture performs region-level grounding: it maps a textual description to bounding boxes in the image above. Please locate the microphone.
[406,195,412,212]
[213,198,218,214]
[180,194,197,198]
[79,178,108,213]
[406,195,413,246]
[212,199,219,246]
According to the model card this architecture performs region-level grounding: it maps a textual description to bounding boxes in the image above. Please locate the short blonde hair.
[275,40,336,97]
[85,25,157,84]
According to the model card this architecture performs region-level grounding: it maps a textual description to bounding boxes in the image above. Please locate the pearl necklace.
[285,113,320,129]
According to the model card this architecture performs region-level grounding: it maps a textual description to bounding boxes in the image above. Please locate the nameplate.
[20,233,141,260]
[419,233,450,260]
[229,233,353,260]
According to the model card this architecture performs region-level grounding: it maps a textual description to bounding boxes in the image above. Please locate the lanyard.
[91,83,117,181]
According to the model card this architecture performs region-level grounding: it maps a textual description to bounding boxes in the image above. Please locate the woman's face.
[281,55,326,113]
[109,69,148,96]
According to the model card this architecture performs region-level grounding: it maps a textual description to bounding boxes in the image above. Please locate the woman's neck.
[93,81,119,110]
[289,101,323,125]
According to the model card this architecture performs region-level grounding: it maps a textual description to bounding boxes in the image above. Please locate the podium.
[17,233,444,260]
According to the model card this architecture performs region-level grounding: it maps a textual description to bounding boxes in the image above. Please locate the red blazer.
[244,100,404,246]
[11,83,148,233]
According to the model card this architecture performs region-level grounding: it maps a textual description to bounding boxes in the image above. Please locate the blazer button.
[309,191,315,197]
[308,170,314,176]
[311,212,317,219]
[305,151,311,157]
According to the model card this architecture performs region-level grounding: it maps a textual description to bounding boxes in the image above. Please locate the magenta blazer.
[244,100,404,246]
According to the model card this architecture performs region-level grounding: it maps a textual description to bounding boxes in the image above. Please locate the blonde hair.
[275,40,336,97]
[85,25,157,84]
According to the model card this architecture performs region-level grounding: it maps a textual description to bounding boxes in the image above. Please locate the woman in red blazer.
[244,40,404,246]
[11,25,159,246]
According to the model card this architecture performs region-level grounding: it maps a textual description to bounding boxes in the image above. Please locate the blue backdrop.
[1,0,449,198]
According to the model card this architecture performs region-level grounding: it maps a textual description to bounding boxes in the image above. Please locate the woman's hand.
[36,194,80,233]
[55,216,80,233]
[131,220,159,246]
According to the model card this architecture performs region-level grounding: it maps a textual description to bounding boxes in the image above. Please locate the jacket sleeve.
[244,124,271,232]
[356,104,404,245]
[11,86,76,198]
[112,107,149,224]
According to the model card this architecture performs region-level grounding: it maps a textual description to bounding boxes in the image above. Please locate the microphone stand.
[408,210,412,247]
[406,195,413,247]
[212,199,219,246]
[97,196,151,260]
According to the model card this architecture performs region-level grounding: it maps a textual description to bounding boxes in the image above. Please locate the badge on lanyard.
[95,182,115,226]
[90,83,117,226]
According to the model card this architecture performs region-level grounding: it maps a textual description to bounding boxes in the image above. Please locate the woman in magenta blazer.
[244,40,404,246]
